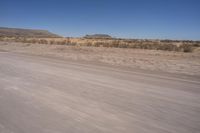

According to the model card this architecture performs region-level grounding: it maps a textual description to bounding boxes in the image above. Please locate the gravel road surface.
[0,52,200,133]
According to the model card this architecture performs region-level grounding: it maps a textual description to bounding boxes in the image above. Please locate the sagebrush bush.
[118,43,128,48]
[192,43,200,47]
[93,42,105,47]
[179,44,193,52]
[110,41,120,47]
[157,43,178,51]
[29,39,37,44]
[68,42,77,46]
[86,42,92,46]
[50,40,55,45]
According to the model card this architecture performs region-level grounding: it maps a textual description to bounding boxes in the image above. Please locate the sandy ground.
[0,41,200,76]
[0,52,200,133]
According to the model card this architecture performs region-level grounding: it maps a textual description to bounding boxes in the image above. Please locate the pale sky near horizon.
[1,0,200,40]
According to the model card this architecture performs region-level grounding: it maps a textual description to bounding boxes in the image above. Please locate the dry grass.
[0,37,199,52]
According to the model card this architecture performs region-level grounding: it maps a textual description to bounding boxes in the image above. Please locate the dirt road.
[0,51,200,133]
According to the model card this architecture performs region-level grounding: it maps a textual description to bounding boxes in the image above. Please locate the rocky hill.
[0,27,61,38]
[84,34,112,39]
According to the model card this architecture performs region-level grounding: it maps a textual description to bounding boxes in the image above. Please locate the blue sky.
[1,0,200,40]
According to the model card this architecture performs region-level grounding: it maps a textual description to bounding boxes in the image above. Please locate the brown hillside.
[0,27,61,38]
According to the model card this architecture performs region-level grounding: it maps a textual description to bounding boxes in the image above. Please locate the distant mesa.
[84,34,112,39]
[0,27,61,38]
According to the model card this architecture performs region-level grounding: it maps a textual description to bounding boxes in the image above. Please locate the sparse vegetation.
[0,36,199,53]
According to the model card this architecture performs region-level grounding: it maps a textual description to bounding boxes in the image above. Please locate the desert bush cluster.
[0,36,199,52]
[91,40,196,52]
[0,37,77,46]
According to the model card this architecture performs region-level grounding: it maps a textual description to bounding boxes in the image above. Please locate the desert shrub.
[65,40,75,45]
[65,41,76,46]
[128,43,137,48]
[54,40,77,46]
[55,40,62,45]
[21,38,28,43]
[38,39,48,44]
[93,42,104,47]
[118,43,129,48]
[158,43,178,51]
[132,42,155,49]
[0,37,4,41]
[86,42,92,46]
[179,44,193,52]
[140,43,152,49]
[15,37,24,42]
[60,40,67,45]
[110,40,120,47]
[69,42,77,46]
[192,43,200,47]
[29,39,37,44]
[66,40,76,45]
[50,40,55,45]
